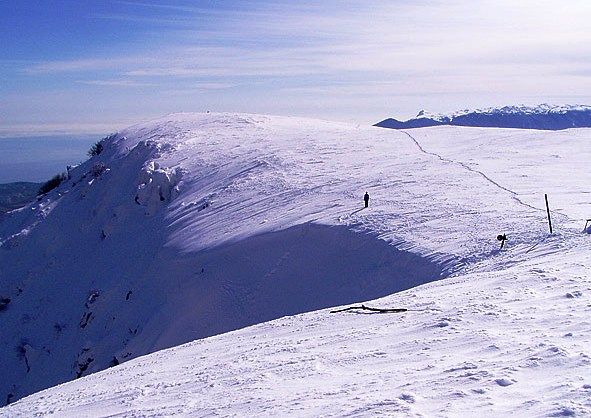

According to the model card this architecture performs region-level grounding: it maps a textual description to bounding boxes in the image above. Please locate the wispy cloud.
[6,0,591,132]
[114,0,209,13]
[26,57,139,74]
[0,122,120,138]
[27,0,591,80]
[92,13,196,27]
[76,79,155,87]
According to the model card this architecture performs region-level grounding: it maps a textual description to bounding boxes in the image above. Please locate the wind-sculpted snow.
[376,104,591,130]
[134,160,182,213]
[0,113,589,412]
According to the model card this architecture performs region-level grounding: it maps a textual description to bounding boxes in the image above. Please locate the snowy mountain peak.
[377,104,591,130]
[1,112,463,404]
[2,113,591,416]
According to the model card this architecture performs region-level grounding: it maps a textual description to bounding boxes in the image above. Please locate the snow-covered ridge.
[1,113,590,414]
[0,113,457,404]
[376,104,591,130]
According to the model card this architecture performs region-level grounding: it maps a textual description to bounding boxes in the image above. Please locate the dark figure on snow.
[497,233,507,249]
[364,192,370,208]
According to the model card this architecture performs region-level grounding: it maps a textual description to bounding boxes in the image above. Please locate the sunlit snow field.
[1,114,590,416]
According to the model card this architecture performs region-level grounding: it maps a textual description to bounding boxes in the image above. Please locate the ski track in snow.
[401,130,571,223]
[1,113,591,416]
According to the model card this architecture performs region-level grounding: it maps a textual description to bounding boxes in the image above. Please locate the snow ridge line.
[400,130,569,221]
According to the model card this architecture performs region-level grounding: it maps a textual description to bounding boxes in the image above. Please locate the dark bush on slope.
[87,141,104,157]
[91,162,107,177]
[38,173,67,196]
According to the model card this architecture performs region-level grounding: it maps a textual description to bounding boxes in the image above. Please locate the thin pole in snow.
[545,194,553,234]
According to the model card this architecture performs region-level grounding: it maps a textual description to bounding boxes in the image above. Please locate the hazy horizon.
[0,134,100,183]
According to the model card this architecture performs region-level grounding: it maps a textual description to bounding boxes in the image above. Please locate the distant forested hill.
[0,182,40,220]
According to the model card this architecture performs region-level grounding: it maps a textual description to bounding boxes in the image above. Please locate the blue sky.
[2,0,591,135]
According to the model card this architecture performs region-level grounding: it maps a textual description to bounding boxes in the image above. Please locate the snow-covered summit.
[1,113,590,414]
[376,104,591,130]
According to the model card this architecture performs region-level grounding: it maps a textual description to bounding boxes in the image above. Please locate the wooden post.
[545,194,553,234]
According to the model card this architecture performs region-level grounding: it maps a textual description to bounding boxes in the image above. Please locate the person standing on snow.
[364,191,370,208]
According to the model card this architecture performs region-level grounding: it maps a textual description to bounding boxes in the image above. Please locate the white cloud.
[9,0,591,129]
[27,1,591,79]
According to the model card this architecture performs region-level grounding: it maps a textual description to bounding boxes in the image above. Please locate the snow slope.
[375,104,591,130]
[1,114,590,415]
[4,237,591,417]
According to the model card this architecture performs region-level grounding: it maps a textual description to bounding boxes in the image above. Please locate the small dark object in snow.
[79,312,93,328]
[16,342,30,372]
[0,297,11,311]
[91,162,107,177]
[54,323,65,335]
[109,356,119,367]
[497,233,507,249]
[545,194,553,234]
[76,357,94,378]
[126,290,132,300]
[330,304,407,314]
[364,191,370,208]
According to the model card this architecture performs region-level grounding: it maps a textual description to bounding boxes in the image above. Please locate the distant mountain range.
[375,104,591,130]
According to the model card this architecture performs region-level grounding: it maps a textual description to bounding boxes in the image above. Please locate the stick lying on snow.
[330,304,408,314]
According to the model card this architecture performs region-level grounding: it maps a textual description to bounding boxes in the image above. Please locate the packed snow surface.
[1,113,590,416]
